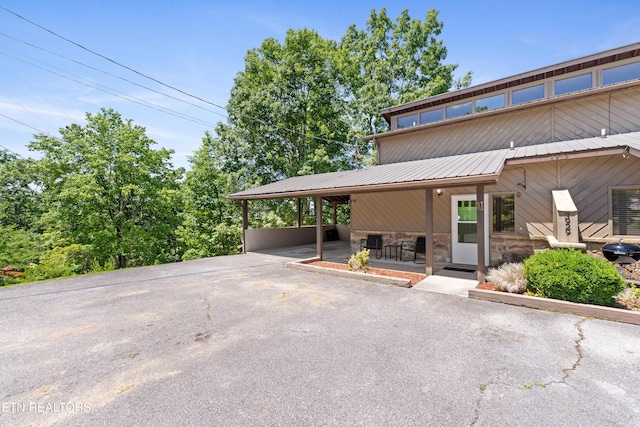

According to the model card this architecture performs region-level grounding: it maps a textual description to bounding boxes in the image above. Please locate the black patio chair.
[403,236,426,263]
[360,234,383,259]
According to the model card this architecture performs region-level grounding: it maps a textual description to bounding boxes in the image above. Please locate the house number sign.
[564,213,571,236]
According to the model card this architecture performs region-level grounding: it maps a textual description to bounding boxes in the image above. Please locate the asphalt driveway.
[1,251,639,426]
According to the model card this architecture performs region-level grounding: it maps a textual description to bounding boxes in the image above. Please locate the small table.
[385,244,402,261]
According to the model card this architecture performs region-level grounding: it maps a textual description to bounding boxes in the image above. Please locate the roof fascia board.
[505,147,627,165]
[228,174,500,201]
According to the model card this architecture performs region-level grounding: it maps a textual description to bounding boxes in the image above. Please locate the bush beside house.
[524,249,626,307]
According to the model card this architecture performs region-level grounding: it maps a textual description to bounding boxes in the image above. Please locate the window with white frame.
[475,93,505,112]
[397,114,418,129]
[603,62,640,86]
[612,187,640,236]
[445,101,472,119]
[512,84,544,105]
[420,109,443,124]
[555,73,592,95]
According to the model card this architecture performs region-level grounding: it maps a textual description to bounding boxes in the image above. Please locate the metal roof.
[228,131,640,201]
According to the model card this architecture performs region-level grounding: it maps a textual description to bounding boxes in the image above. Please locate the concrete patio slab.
[412,275,479,297]
[258,241,479,296]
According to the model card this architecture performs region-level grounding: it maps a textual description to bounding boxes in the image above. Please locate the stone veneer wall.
[350,231,640,280]
[350,231,450,263]
[489,236,548,266]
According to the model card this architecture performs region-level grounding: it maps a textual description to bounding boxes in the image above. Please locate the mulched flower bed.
[309,261,426,286]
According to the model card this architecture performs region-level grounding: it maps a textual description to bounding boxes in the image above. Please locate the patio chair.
[360,234,383,259]
[403,236,426,263]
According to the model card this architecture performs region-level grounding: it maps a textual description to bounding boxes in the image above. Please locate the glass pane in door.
[457,200,477,221]
[458,223,478,243]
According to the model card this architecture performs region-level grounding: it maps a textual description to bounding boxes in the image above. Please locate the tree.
[29,108,184,269]
[340,8,471,139]
[213,28,354,226]
[193,9,469,232]
[0,149,42,231]
[178,132,242,260]
[226,28,352,180]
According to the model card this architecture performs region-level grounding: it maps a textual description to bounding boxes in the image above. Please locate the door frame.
[451,193,489,266]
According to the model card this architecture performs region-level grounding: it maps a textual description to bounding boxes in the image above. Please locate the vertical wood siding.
[351,156,640,241]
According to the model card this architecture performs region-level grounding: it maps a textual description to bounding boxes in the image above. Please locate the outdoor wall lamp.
[436,188,443,197]
[622,147,630,159]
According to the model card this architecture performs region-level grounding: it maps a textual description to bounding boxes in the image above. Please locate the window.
[555,73,592,95]
[493,194,515,233]
[612,188,640,236]
[512,84,544,105]
[397,114,418,129]
[475,94,505,112]
[420,109,443,124]
[446,101,472,119]
[603,62,640,86]
[457,200,477,243]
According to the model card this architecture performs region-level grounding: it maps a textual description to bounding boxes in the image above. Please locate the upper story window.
[420,109,443,124]
[476,93,505,112]
[397,114,418,129]
[445,102,472,119]
[603,61,640,86]
[388,57,640,131]
[555,73,592,95]
[512,84,544,105]
[611,187,640,236]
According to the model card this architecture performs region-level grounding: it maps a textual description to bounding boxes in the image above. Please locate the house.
[228,43,640,281]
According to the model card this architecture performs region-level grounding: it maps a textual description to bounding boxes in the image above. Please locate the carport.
[228,150,509,282]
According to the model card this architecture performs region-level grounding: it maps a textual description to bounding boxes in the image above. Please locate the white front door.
[451,194,489,265]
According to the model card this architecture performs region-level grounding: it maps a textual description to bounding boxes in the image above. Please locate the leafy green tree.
[0,149,42,231]
[190,9,468,237]
[226,28,351,179]
[178,132,242,260]
[214,28,353,225]
[0,219,42,271]
[340,7,471,139]
[30,108,184,269]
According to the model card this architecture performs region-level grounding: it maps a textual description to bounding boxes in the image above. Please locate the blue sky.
[1,0,639,169]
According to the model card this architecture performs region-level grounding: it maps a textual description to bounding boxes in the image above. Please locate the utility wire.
[0,141,28,159]
[0,31,228,121]
[0,48,219,128]
[0,6,363,152]
[0,111,48,135]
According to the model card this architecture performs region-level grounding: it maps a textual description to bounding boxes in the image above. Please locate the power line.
[0,111,48,135]
[0,6,363,152]
[0,48,220,128]
[0,31,228,121]
[0,141,28,159]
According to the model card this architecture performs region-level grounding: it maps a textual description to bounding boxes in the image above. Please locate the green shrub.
[24,244,94,281]
[348,249,369,273]
[524,249,626,307]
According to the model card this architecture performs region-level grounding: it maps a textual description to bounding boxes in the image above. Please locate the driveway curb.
[287,258,412,288]
[469,288,640,325]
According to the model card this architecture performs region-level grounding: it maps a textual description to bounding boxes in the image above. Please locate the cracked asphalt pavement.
[1,251,639,426]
